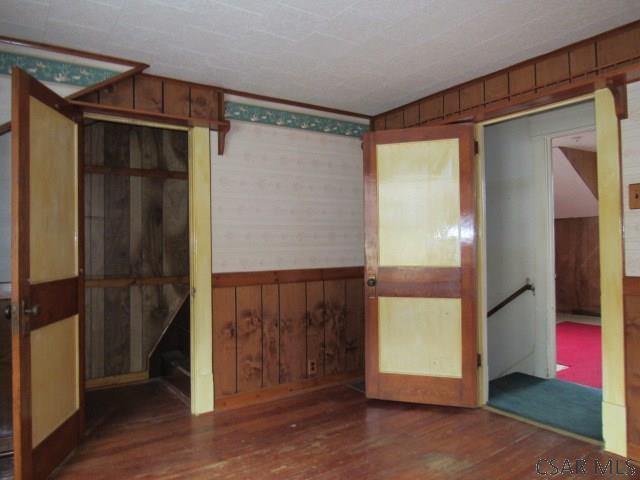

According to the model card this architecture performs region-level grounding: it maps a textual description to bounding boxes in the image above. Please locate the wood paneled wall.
[625,277,640,461]
[84,121,189,380]
[555,217,600,316]
[373,21,640,129]
[212,267,364,405]
[80,74,224,124]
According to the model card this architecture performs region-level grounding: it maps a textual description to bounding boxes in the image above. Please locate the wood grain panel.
[536,52,570,87]
[625,291,640,460]
[385,110,404,129]
[306,281,325,378]
[373,116,385,131]
[103,288,130,376]
[236,286,262,392]
[213,267,364,287]
[420,96,443,121]
[211,270,364,405]
[29,277,78,330]
[555,217,600,315]
[403,104,420,127]
[484,74,509,103]
[345,278,363,372]
[163,80,190,117]
[597,24,640,67]
[99,77,133,108]
[324,280,346,375]
[84,121,189,382]
[443,91,460,116]
[460,82,483,111]
[570,43,597,77]
[190,86,219,121]
[134,75,163,112]
[509,64,536,95]
[261,284,279,388]
[213,287,236,397]
[279,282,307,383]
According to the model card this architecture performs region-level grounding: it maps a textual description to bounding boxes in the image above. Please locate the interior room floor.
[49,380,621,479]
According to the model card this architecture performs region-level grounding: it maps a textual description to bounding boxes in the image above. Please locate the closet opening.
[82,119,191,429]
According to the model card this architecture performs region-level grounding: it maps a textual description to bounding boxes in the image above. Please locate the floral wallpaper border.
[0,51,119,87]
[225,101,369,138]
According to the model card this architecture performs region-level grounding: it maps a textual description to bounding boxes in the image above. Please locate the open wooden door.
[10,68,83,479]
[364,124,478,407]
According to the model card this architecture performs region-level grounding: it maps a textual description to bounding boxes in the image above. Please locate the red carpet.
[556,321,601,389]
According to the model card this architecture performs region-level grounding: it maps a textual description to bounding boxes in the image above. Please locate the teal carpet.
[488,373,602,440]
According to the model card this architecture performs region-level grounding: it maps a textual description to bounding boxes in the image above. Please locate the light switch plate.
[630,184,640,210]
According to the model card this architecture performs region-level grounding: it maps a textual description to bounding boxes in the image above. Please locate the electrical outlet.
[308,359,317,376]
[630,183,640,210]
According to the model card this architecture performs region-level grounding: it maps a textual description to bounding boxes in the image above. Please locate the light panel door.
[11,67,83,480]
[364,124,478,407]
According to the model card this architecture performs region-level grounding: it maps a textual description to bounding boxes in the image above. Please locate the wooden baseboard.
[85,371,149,391]
[215,372,363,411]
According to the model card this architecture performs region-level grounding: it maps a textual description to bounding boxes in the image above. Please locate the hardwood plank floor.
[52,380,635,479]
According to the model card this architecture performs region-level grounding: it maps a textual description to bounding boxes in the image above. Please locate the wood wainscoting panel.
[212,287,237,397]
[261,284,280,388]
[345,278,364,372]
[324,280,346,375]
[306,281,325,378]
[211,267,364,407]
[279,282,307,383]
[625,276,640,461]
[236,286,262,393]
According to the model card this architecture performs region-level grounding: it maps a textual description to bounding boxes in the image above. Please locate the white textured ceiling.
[2,0,640,115]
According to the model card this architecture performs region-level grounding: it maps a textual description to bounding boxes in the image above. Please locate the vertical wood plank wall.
[212,268,364,406]
[554,217,601,316]
[625,277,640,460]
[84,121,189,381]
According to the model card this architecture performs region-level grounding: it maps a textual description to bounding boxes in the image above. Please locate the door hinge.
[477,353,482,368]
[10,304,30,336]
[474,141,479,155]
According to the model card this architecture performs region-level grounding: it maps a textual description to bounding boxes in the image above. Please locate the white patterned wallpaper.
[622,81,640,277]
[211,120,364,273]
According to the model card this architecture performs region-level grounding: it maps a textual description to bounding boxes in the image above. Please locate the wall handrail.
[488,279,535,318]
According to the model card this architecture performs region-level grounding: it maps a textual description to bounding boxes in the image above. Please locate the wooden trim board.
[212,266,364,287]
[215,373,363,411]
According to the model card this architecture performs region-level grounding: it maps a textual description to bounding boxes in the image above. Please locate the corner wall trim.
[224,101,369,138]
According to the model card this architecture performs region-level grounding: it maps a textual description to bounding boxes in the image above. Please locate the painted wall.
[485,102,595,381]
[211,103,365,273]
[0,132,10,287]
[621,81,640,277]
[552,147,598,219]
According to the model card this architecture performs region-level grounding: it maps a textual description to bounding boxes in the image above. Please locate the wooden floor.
[52,380,633,479]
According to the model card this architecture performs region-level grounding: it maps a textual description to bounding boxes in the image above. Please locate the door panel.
[377,139,461,267]
[28,97,78,284]
[11,68,83,480]
[364,125,478,408]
